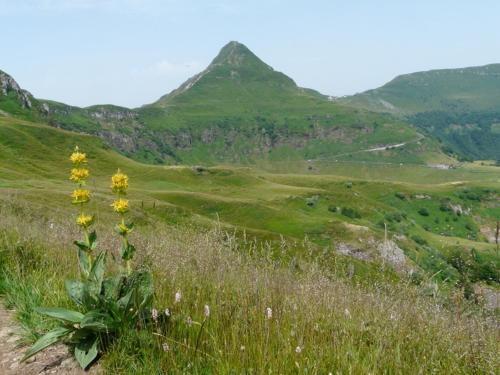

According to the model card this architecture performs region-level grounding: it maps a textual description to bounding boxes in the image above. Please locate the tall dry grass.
[0,199,498,374]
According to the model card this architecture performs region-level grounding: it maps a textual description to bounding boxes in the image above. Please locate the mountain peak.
[153,41,299,105]
[210,41,265,68]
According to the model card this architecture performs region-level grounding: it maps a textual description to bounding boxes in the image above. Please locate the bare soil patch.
[0,305,100,374]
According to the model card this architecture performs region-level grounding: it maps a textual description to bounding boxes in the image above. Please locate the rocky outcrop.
[336,242,371,261]
[377,240,406,270]
[0,70,33,108]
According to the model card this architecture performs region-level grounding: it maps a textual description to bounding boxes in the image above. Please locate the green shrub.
[395,192,406,200]
[439,202,451,212]
[306,195,319,207]
[418,207,430,216]
[411,235,428,246]
[341,207,361,219]
[327,205,337,213]
[385,212,404,223]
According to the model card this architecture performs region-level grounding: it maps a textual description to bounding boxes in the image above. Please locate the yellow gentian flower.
[71,189,90,204]
[70,168,89,183]
[76,213,93,228]
[70,146,87,164]
[111,198,129,214]
[111,169,129,194]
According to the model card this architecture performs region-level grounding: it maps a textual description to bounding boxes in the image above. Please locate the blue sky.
[1,0,500,107]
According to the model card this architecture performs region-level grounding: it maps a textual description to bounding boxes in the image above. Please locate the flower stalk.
[70,146,94,274]
[111,169,135,274]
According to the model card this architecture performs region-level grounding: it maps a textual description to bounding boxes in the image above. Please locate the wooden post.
[496,221,499,252]
[384,222,388,247]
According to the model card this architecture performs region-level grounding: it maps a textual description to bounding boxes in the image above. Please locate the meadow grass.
[0,200,498,374]
[0,117,499,373]
[1,117,498,288]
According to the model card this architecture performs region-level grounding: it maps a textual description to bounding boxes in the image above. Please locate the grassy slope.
[2,205,498,374]
[2,43,438,165]
[137,42,425,164]
[0,116,499,373]
[340,64,500,114]
[1,116,498,281]
[339,64,500,160]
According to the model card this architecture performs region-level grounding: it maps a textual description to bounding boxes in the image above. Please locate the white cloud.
[135,59,204,77]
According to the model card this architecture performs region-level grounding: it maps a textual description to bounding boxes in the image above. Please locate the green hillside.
[339,64,500,160]
[0,43,432,165]
[136,42,429,164]
[340,64,500,114]
[1,116,498,285]
[1,115,499,374]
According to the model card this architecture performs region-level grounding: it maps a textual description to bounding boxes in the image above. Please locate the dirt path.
[307,133,425,162]
[0,305,99,374]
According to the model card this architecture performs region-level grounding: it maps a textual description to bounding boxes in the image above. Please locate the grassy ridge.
[340,64,500,114]
[339,64,500,160]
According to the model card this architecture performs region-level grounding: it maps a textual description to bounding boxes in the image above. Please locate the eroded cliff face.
[0,70,33,109]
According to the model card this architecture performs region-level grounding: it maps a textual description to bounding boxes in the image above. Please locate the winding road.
[308,133,425,162]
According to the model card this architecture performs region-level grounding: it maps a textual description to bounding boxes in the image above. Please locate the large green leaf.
[102,274,124,301]
[65,279,85,306]
[22,327,72,362]
[130,270,154,309]
[74,240,89,252]
[68,328,94,344]
[87,251,106,298]
[77,248,90,276]
[117,289,133,311]
[80,310,117,332]
[74,336,98,369]
[90,251,106,283]
[35,307,84,324]
[121,243,136,261]
[88,230,97,250]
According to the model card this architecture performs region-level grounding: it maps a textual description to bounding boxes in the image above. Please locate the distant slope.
[339,64,500,114]
[135,41,425,164]
[339,64,500,160]
[0,42,438,165]
[146,41,326,124]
